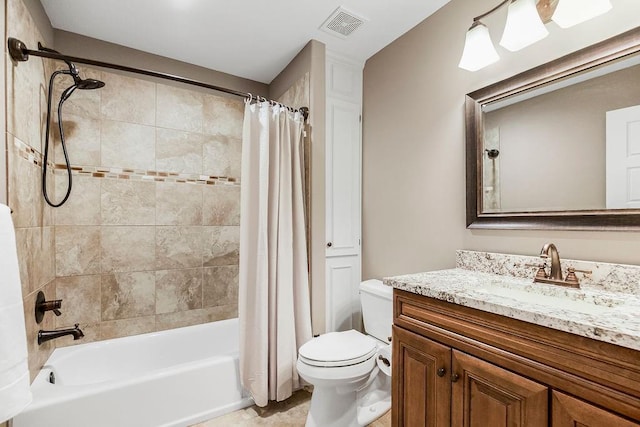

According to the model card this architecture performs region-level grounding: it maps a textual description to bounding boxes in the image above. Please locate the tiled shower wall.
[49,68,244,346]
[6,0,57,379]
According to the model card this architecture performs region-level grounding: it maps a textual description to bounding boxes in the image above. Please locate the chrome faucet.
[539,243,562,281]
[38,323,84,345]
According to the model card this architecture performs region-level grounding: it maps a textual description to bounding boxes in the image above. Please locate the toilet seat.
[298,330,378,368]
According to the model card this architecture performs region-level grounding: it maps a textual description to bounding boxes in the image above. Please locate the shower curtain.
[238,100,312,407]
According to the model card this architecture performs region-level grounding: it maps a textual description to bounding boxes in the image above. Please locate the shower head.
[76,78,105,90]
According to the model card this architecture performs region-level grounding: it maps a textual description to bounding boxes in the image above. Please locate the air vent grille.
[320,7,366,38]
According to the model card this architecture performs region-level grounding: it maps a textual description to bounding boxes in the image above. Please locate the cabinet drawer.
[552,391,640,426]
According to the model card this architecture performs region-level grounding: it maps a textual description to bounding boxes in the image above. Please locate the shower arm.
[7,37,310,121]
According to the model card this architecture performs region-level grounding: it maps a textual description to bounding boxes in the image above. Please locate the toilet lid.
[298,330,378,367]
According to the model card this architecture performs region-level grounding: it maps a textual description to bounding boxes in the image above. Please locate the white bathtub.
[13,318,253,427]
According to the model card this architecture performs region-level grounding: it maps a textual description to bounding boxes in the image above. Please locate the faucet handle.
[525,263,548,279]
[564,267,592,286]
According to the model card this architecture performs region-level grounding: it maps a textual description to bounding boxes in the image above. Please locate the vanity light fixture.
[459,0,613,72]
[499,0,548,52]
[551,0,613,28]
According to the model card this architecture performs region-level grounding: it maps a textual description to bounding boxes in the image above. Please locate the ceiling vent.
[320,7,367,39]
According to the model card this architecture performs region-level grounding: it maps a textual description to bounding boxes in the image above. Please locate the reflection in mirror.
[482,58,640,213]
[465,26,640,230]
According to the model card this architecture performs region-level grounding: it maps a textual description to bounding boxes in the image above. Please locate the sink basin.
[473,280,627,315]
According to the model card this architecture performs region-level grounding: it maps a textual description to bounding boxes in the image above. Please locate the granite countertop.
[384,268,640,351]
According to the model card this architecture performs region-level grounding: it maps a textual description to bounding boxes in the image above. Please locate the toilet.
[297,279,393,427]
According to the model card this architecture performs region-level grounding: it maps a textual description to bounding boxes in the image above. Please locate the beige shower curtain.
[239,100,312,407]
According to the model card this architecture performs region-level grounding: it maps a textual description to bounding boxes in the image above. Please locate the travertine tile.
[8,136,40,228]
[191,390,390,427]
[27,226,56,293]
[203,135,242,178]
[55,226,101,276]
[156,128,203,174]
[202,185,240,226]
[203,94,244,139]
[54,174,101,225]
[101,226,156,273]
[156,84,203,133]
[101,119,156,170]
[101,272,156,321]
[155,268,203,314]
[101,179,156,225]
[100,72,155,125]
[55,275,102,327]
[23,280,56,381]
[50,67,102,120]
[155,304,237,331]
[156,226,203,269]
[156,182,202,225]
[53,114,101,166]
[14,227,55,295]
[14,228,31,298]
[6,59,38,148]
[100,316,156,340]
[202,226,240,267]
[203,266,238,308]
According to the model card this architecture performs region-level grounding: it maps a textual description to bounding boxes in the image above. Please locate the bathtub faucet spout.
[38,323,84,345]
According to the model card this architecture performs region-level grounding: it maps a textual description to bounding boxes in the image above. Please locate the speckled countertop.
[384,251,640,352]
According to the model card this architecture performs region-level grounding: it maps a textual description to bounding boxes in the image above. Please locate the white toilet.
[297,279,393,427]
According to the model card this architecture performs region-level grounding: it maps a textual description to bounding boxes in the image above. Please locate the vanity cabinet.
[392,289,640,427]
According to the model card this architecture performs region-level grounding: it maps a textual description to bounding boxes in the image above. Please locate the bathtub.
[13,318,253,427]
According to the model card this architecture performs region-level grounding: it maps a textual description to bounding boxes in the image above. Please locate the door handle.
[437,368,446,377]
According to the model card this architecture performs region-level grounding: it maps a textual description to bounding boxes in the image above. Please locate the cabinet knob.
[327,242,332,247]
[451,373,460,383]
[437,368,446,377]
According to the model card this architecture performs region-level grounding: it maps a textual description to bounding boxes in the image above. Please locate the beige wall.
[486,64,640,211]
[270,40,326,335]
[362,0,640,280]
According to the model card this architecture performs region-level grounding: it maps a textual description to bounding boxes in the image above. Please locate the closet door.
[325,52,363,332]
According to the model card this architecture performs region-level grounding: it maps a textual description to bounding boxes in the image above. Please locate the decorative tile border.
[13,135,240,186]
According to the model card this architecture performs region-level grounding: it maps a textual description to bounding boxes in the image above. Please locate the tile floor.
[191,390,391,427]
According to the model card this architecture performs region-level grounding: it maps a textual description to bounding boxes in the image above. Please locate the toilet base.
[305,385,359,427]
[304,374,391,427]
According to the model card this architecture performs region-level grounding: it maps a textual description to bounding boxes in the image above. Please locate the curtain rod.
[7,37,309,121]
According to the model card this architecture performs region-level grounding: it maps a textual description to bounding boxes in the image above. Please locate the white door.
[325,98,361,257]
[606,105,640,209]
[325,255,361,332]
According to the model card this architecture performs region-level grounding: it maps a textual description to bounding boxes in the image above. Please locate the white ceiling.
[39,0,451,84]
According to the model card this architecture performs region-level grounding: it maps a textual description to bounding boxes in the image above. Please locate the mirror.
[466,27,640,230]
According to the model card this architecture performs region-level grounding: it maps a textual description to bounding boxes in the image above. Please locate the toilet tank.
[359,279,393,343]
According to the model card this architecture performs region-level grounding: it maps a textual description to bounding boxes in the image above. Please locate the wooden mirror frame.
[466,27,640,230]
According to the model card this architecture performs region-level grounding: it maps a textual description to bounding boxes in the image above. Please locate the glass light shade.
[499,0,549,52]
[458,23,500,72]
[552,0,612,28]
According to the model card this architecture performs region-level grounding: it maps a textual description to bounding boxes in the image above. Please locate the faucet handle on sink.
[565,267,592,286]
[525,263,548,280]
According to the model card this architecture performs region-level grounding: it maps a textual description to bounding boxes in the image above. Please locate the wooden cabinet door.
[451,350,548,427]
[392,326,451,427]
[552,391,640,426]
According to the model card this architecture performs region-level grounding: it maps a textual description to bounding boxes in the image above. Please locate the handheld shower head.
[76,78,105,90]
